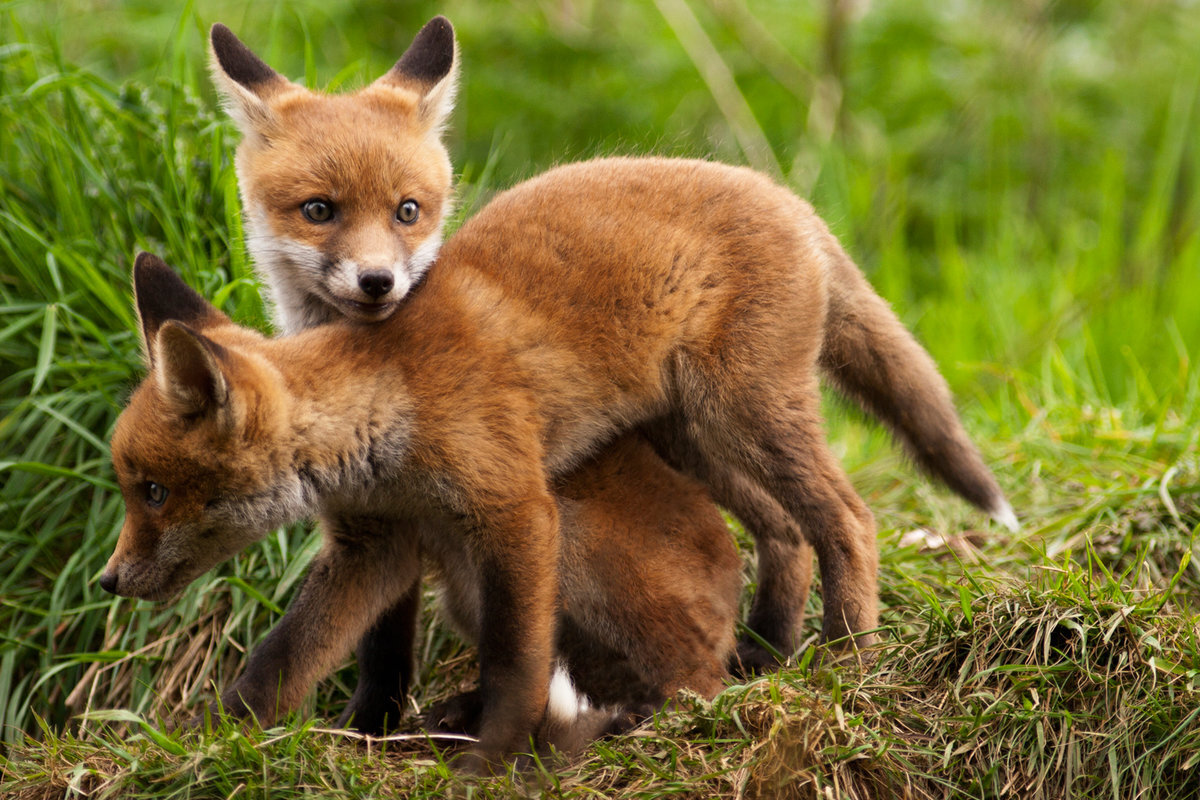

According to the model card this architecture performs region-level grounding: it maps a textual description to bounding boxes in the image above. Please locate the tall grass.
[1,1,1198,797]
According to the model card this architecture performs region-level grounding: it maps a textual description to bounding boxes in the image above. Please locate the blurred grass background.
[11,0,1199,396]
[1,1,1199,796]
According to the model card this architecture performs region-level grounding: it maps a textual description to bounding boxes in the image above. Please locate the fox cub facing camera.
[209,17,458,334]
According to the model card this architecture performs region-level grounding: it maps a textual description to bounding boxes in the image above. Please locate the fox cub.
[104,155,1014,766]
[106,253,741,758]
[208,17,748,737]
[210,18,811,683]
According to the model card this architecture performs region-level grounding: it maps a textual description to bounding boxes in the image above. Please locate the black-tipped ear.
[375,16,458,133]
[390,16,455,87]
[155,322,230,419]
[210,23,285,93]
[133,252,228,368]
[209,23,291,137]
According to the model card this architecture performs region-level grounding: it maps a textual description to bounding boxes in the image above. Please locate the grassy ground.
[1,1,1198,797]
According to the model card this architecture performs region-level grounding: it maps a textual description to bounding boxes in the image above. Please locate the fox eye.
[146,482,169,508]
[301,199,334,223]
[397,199,419,225]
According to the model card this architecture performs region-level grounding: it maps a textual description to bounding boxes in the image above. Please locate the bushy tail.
[424,664,637,760]
[818,248,1018,531]
[536,664,637,756]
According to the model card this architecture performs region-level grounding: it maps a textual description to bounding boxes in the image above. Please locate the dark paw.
[423,689,484,736]
[180,696,247,733]
[181,707,211,733]
[728,637,786,679]
[811,633,880,668]
[337,690,406,735]
[452,746,512,777]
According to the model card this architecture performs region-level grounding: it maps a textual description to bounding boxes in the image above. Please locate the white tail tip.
[991,499,1019,533]
[546,663,589,723]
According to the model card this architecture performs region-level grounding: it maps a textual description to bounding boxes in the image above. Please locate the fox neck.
[262,332,417,513]
[268,274,345,334]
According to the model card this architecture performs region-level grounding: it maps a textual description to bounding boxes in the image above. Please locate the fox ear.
[133,252,229,369]
[154,322,231,419]
[375,16,458,135]
[209,23,291,138]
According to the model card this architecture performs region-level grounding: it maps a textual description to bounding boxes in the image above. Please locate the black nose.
[99,571,118,594]
[358,270,395,299]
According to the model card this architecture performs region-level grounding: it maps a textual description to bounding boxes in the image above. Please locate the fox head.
[100,253,303,601]
[210,17,458,332]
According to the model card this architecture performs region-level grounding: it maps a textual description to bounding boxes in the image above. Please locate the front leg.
[337,581,421,734]
[217,517,420,728]
[463,494,561,768]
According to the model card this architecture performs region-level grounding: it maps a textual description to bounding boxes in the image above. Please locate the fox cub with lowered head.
[107,253,742,759]
[104,153,1015,767]
[208,17,747,740]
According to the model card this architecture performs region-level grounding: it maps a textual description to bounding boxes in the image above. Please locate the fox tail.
[818,245,1018,532]
[536,663,638,756]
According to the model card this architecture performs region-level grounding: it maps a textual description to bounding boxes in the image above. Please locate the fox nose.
[99,571,119,594]
[358,270,395,299]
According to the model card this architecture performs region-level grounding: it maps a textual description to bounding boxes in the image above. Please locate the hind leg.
[738,535,813,672]
[686,383,879,648]
[641,418,813,669]
[709,471,814,671]
[745,407,877,646]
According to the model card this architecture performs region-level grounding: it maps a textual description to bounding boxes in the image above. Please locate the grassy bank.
[2,1,1198,797]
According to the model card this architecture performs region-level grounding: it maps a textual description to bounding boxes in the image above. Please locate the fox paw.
[337,691,406,736]
[423,689,483,736]
[728,638,786,679]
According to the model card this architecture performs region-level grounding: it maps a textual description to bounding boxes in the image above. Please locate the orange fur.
[211,18,457,333]
[106,154,1012,764]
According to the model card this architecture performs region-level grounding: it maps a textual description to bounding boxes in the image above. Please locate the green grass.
[2,1,1199,798]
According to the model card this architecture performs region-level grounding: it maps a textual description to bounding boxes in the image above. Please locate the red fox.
[208,16,1015,681]
[208,18,754,738]
[106,252,742,760]
[209,18,815,687]
[104,154,1014,766]
[209,18,459,334]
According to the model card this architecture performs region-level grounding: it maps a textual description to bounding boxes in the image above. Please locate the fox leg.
[216,515,420,727]
[459,493,561,769]
[739,534,814,670]
[682,382,879,648]
[745,397,878,647]
[640,419,813,669]
[337,579,421,734]
[693,469,814,670]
